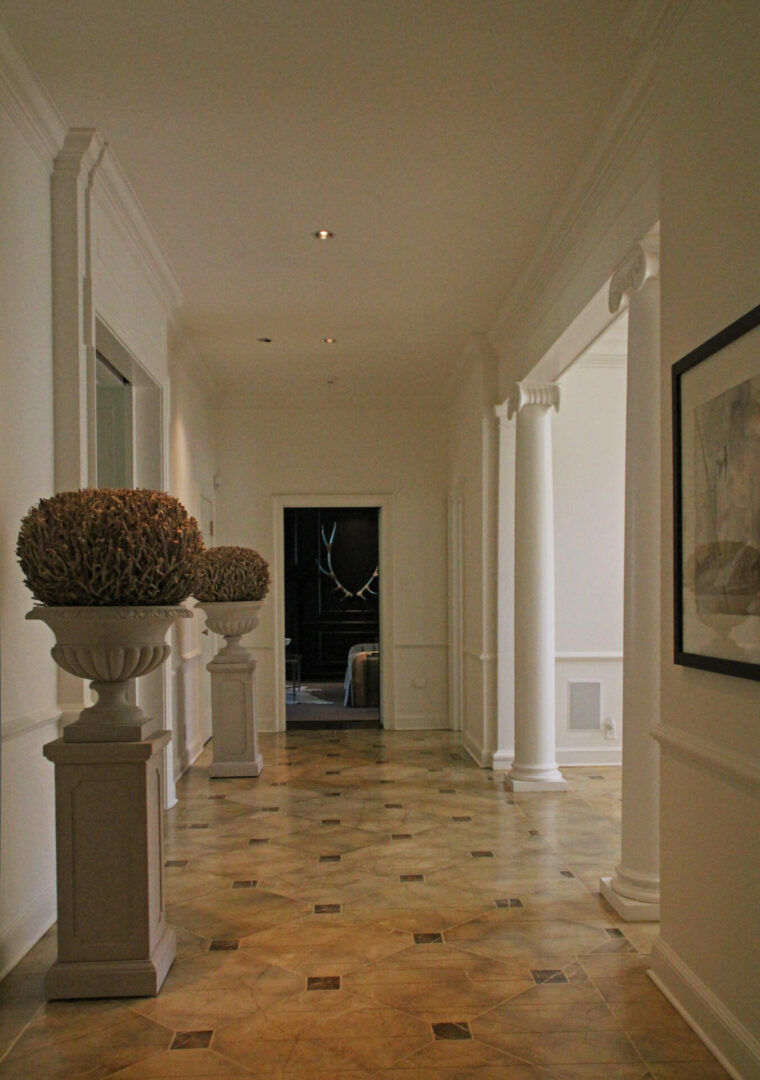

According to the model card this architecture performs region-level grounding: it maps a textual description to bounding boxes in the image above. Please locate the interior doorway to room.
[283,506,381,729]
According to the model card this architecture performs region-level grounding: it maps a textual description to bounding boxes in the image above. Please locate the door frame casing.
[272,493,394,732]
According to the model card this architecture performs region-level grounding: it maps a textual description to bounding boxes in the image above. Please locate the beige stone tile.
[129,954,304,1031]
[105,1049,257,1076]
[169,887,311,940]
[0,1004,170,1080]
[476,1029,643,1066]
[471,999,621,1036]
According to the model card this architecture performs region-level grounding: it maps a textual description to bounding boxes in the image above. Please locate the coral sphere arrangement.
[192,545,270,602]
[17,488,204,606]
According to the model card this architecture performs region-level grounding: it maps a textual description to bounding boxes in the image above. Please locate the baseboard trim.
[174,733,204,779]
[556,746,622,766]
[0,884,56,981]
[393,714,448,731]
[650,937,760,1080]
[461,730,493,768]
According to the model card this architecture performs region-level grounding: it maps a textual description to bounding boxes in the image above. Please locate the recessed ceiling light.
[313,229,334,240]
[322,337,337,344]
[257,337,272,343]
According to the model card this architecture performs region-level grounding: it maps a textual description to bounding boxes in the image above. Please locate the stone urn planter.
[17,488,203,1001]
[28,604,191,742]
[193,547,270,778]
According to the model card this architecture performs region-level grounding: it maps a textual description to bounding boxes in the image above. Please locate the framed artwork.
[673,303,760,680]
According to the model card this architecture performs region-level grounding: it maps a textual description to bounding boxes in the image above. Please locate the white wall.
[214,401,449,731]
[447,342,499,766]
[0,28,215,972]
[0,75,60,978]
[652,5,760,1077]
[553,357,626,763]
[168,335,218,776]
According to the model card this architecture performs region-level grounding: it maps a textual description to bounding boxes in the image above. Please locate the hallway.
[0,732,727,1079]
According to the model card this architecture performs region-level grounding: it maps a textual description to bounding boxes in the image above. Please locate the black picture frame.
[673,303,760,680]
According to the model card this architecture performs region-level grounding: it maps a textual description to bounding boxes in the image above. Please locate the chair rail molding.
[652,723,760,799]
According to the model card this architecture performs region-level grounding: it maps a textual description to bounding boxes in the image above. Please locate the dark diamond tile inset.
[171,1030,214,1050]
[560,870,575,878]
[209,940,239,951]
[165,860,188,868]
[385,803,403,809]
[432,1021,471,1041]
[314,903,341,914]
[322,819,341,825]
[207,795,226,800]
[495,897,524,909]
[400,874,424,882]
[307,976,341,991]
[414,932,443,944]
[471,850,494,858]
[605,927,626,937]
[531,969,568,984]
[319,855,342,863]
[439,789,456,794]
[261,807,280,813]
[529,829,540,836]
[391,833,412,840]
[452,816,471,822]
[189,823,210,830]
[249,838,270,845]
[232,880,257,889]
[325,770,341,775]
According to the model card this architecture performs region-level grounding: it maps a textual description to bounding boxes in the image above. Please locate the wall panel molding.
[1,706,62,742]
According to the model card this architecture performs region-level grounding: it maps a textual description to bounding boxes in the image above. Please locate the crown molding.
[0,18,66,165]
[622,0,693,53]
[93,141,183,313]
[489,40,663,348]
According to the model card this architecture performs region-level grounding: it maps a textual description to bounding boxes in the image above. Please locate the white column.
[600,239,661,920]
[492,403,515,770]
[506,382,567,792]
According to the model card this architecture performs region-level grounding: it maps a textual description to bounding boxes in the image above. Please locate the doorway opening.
[284,506,381,730]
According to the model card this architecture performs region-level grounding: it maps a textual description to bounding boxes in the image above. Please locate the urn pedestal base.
[42,732,175,1000]
[208,657,263,778]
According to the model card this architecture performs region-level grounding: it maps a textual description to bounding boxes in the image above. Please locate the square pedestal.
[43,732,175,999]
[208,658,263,777]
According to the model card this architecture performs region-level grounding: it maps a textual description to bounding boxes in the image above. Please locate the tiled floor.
[0,731,731,1079]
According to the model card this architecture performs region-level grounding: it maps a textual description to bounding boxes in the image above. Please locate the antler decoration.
[316,522,378,600]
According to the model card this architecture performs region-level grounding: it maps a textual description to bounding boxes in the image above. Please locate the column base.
[209,754,263,778]
[46,925,176,1000]
[505,775,568,792]
[600,876,660,922]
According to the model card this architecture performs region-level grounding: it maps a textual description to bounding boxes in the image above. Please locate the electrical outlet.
[603,716,617,741]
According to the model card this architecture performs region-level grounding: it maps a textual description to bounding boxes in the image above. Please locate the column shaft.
[507,385,566,792]
[601,248,661,920]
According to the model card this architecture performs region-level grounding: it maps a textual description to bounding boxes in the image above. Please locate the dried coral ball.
[17,488,204,606]
[193,546,270,602]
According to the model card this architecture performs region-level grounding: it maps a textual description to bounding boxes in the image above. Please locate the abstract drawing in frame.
[673,303,760,680]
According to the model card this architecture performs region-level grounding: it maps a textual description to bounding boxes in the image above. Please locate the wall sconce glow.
[313,229,334,240]
[323,337,337,344]
[257,337,272,343]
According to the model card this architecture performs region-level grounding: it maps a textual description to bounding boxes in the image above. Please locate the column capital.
[609,239,660,314]
[507,381,560,420]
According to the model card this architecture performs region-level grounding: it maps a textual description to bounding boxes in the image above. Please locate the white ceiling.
[1,0,643,405]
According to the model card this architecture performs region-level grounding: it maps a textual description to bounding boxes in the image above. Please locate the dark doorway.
[284,506,380,728]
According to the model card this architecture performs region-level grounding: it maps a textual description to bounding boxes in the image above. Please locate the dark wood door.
[284,507,379,680]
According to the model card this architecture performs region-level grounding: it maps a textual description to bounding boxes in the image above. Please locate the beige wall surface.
[0,99,59,978]
[447,346,498,765]
[214,401,449,731]
[655,1,760,1067]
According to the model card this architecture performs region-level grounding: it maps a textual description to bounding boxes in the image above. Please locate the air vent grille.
[568,681,602,731]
